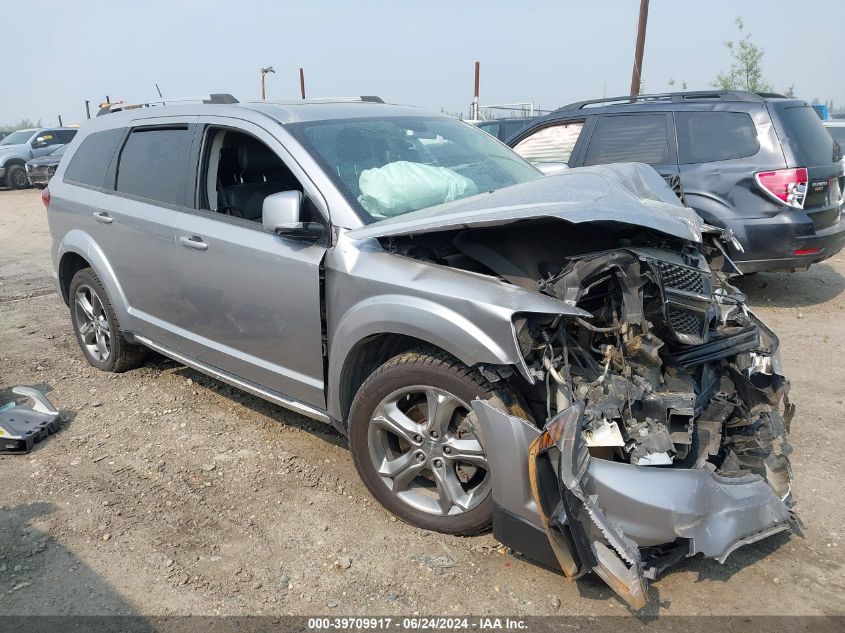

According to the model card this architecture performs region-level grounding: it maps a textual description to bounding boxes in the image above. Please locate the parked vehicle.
[508,91,845,273]
[471,116,535,142]
[26,144,67,188]
[46,95,796,608]
[0,127,77,189]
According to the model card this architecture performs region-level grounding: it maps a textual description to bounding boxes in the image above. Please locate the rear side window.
[784,106,836,165]
[116,126,193,206]
[56,129,77,144]
[513,121,585,164]
[63,128,125,188]
[583,114,670,166]
[676,112,759,163]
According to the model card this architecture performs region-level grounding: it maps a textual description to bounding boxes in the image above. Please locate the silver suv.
[46,95,797,608]
[0,127,77,189]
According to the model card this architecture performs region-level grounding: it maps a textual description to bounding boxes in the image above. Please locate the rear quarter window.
[63,128,125,188]
[56,130,78,144]
[116,126,194,206]
[782,106,836,166]
[676,112,759,163]
[583,114,670,166]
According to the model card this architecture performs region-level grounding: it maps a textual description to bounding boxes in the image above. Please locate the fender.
[57,229,134,329]
[325,233,589,422]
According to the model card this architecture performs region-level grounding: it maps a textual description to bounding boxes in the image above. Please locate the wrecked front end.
[473,243,798,609]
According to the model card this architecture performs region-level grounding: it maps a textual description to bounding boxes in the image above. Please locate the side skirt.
[133,334,333,425]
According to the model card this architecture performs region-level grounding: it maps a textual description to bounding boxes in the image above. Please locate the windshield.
[49,144,67,157]
[0,129,35,146]
[286,116,541,223]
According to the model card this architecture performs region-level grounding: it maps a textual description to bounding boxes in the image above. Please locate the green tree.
[714,18,773,92]
[0,118,42,133]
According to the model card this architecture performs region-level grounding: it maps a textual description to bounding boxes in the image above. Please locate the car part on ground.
[0,387,61,454]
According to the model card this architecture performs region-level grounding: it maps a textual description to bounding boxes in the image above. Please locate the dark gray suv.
[508,91,845,273]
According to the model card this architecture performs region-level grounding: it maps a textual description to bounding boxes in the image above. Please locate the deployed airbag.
[358,160,477,218]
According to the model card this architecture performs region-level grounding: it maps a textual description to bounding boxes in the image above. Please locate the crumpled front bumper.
[471,400,797,610]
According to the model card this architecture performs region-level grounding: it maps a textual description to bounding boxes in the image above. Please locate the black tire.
[348,347,531,535]
[5,164,28,190]
[68,268,146,373]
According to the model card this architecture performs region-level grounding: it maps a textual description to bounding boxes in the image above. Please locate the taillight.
[755,168,808,208]
[40,187,51,209]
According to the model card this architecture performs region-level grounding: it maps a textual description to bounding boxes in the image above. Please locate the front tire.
[5,165,28,190]
[348,348,530,535]
[68,268,146,373]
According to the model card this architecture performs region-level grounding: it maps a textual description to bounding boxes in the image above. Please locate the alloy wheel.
[74,284,111,363]
[367,385,490,516]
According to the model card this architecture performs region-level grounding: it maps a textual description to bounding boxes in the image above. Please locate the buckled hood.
[347,162,703,243]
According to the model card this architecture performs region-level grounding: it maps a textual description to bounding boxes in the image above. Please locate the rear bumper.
[727,209,845,273]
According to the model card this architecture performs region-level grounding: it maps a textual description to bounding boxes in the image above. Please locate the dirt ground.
[1,188,843,618]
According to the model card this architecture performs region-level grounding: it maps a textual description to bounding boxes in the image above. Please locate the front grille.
[657,261,705,294]
[668,307,704,336]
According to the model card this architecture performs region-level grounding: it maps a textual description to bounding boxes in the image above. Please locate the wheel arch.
[58,251,91,305]
[327,295,535,426]
[56,232,132,326]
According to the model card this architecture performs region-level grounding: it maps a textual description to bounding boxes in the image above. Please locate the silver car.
[46,95,797,608]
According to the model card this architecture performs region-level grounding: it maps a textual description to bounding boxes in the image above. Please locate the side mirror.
[262,190,323,242]
[535,161,570,176]
[32,137,47,149]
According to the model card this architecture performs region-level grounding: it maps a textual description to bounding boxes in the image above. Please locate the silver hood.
[347,162,703,243]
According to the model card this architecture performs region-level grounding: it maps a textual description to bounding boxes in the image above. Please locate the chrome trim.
[133,334,331,424]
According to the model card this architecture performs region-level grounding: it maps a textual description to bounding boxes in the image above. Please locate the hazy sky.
[5,0,844,126]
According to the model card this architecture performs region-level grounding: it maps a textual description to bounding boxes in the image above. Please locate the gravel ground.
[1,188,843,617]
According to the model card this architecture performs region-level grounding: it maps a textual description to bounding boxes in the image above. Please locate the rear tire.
[5,165,28,190]
[348,348,530,535]
[68,268,146,373]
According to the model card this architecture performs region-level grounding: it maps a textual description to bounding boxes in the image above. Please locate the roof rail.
[97,93,239,116]
[555,90,775,112]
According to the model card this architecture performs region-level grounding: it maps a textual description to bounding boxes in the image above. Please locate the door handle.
[92,211,113,224]
[179,235,208,251]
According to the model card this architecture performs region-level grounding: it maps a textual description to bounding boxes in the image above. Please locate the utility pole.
[471,61,480,120]
[299,67,306,99]
[85,100,91,119]
[58,115,63,126]
[260,66,275,100]
[629,0,649,98]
